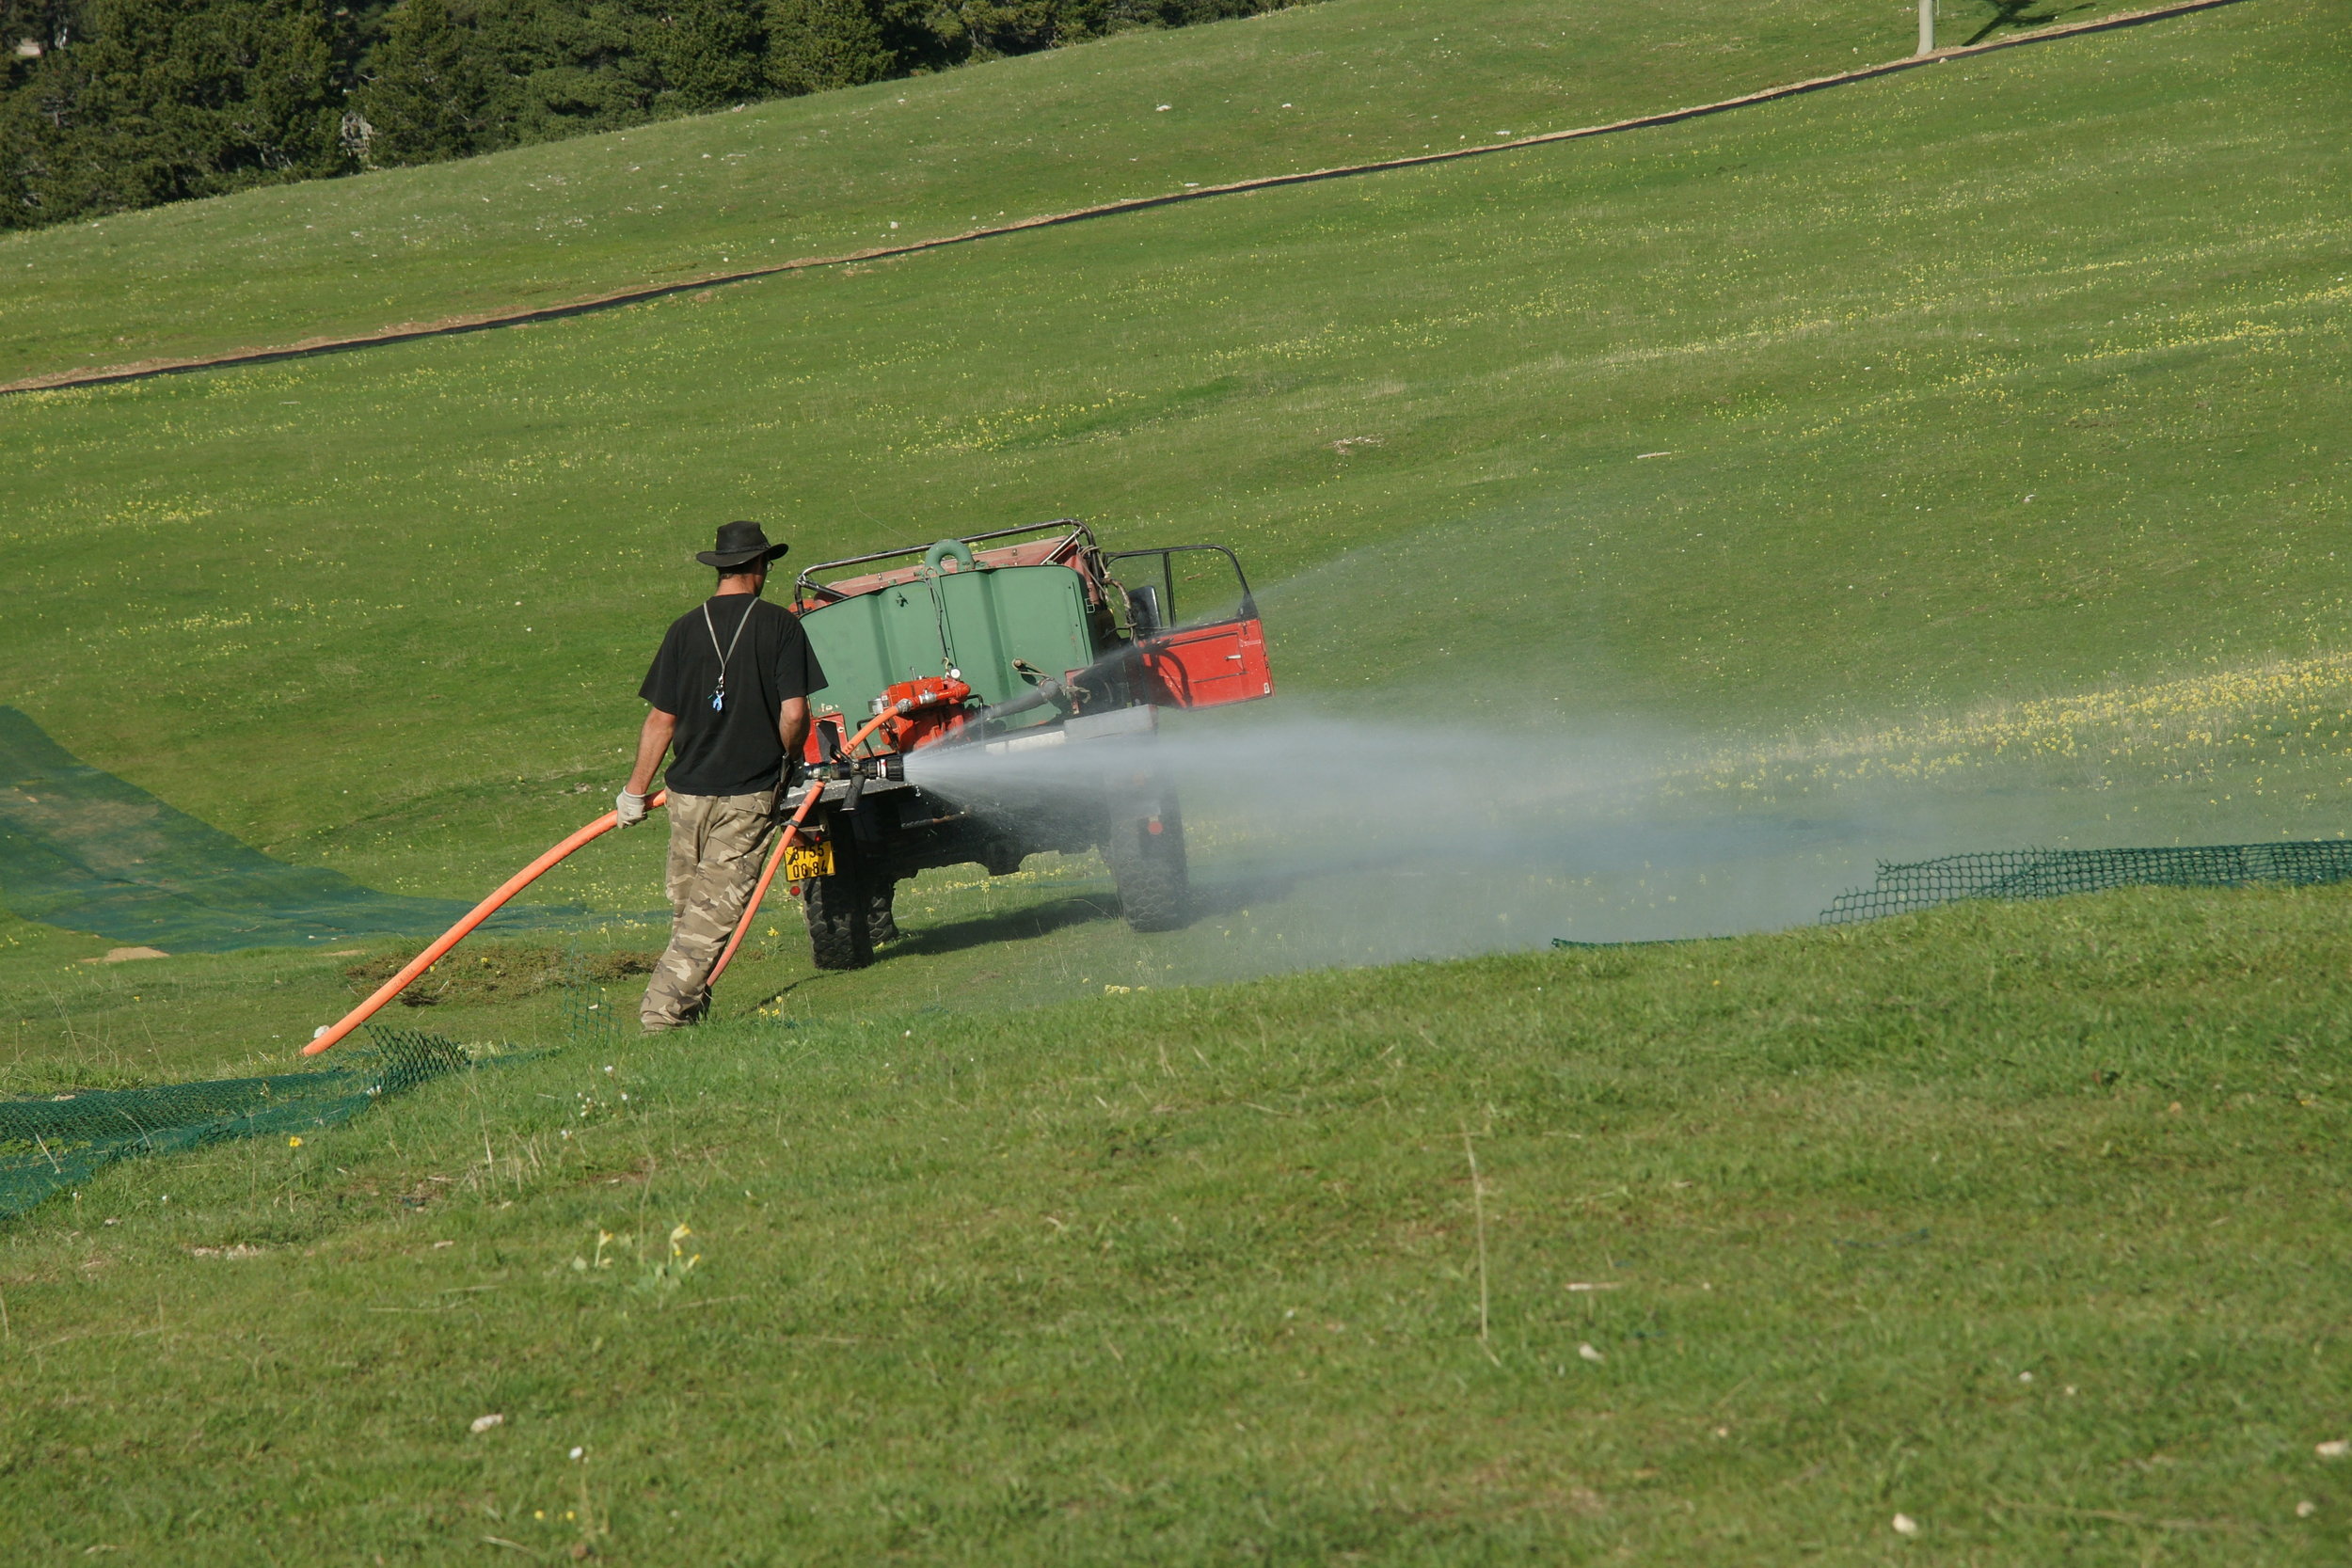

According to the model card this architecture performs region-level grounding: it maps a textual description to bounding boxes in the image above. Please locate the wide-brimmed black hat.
[696,519,791,570]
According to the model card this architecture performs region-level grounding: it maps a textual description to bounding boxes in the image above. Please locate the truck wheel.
[803,828,876,970]
[1105,802,1188,932]
[867,878,903,945]
[803,872,874,969]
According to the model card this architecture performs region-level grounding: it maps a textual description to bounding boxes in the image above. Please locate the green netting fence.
[0,1027,475,1221]
[0,705,651,953]
[0,697,665,1223]
[1817,840,2352,925]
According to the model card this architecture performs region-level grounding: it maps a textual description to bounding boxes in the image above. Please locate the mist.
[898,682,2343,978]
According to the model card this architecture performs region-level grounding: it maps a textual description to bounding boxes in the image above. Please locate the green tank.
[800,537,1099,736]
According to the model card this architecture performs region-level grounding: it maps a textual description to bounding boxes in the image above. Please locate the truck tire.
[803,872,873,969]
[1105,800,1188,932]
[803,827,875,970]
[867,878,903,945]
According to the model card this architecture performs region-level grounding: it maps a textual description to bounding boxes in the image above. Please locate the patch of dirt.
[343,944,655,1007]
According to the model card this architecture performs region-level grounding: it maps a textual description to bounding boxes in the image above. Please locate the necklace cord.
[701,598,758,698]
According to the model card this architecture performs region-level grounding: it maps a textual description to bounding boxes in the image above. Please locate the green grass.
[4,0,2340,986]
[0,0,2159,384]
[1,0,2341,858]
[4,0,2351,1557]
[5,888,2351,1560]
[6,0,2345,1076]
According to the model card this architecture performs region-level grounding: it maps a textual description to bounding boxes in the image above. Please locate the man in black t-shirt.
[619,520,828,1031]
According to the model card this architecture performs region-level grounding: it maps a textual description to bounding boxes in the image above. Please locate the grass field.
[1,0,2175,385]
[4,0,2351,1558]
[7,889,2352,1561]
[4,0,2342,847]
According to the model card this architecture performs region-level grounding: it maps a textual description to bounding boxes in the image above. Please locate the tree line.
[0,0,1305,230]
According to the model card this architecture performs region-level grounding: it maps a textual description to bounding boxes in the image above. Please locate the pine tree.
[763,0,885,97]
[355,0,488,165]
[609,0,767,120]
[0,0,342,228]
[0,0,1318,229]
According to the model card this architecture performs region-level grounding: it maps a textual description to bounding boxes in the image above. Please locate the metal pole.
[1917,0,1935,55]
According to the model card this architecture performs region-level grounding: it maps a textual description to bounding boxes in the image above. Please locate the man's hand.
[615,790,648,829]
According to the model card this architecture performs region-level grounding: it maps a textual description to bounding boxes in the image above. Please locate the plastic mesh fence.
[0,1027,472,1221]
[0,706,651,952]
[560,942,628,1053]
[1819,840,2352,925]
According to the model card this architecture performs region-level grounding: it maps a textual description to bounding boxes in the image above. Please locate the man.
[619,520,827,1031]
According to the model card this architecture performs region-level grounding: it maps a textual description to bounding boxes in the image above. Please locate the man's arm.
[778,697,810,778]
[625,708,677,798]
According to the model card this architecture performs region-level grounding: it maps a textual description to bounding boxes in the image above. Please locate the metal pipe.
[796,520,1089,599]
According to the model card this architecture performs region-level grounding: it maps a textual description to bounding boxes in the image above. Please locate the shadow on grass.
[1963,0,2090,46]
[1187,871,1301,918]
[887,895,1126,958]
[882,869,1304,959]
[735,869,1307,1005]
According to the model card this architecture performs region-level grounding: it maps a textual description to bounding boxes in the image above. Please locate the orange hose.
[308,705,915,1057]
[301,790,669,1058]
[706,709,899,987]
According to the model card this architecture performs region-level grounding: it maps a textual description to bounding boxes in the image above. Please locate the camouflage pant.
[641,789,779,1031]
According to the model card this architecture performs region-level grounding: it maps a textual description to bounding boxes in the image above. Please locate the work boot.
[640,990,709,1032]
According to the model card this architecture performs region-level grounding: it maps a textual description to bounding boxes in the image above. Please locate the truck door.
[1105,546,1275,710]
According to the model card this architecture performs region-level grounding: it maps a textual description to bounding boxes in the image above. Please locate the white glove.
[615,790,648,828]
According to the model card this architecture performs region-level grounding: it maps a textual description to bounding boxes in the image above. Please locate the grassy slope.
[5,0,2344,1096]
[0,0,2340,863]
[4,889,2350,1561]
[3,5,2351,1560]
[0,0,2156,384]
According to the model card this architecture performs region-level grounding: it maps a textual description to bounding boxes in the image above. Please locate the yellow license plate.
[784,842,834,881]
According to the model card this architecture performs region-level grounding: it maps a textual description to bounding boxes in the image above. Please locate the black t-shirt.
[639,594,828,796]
